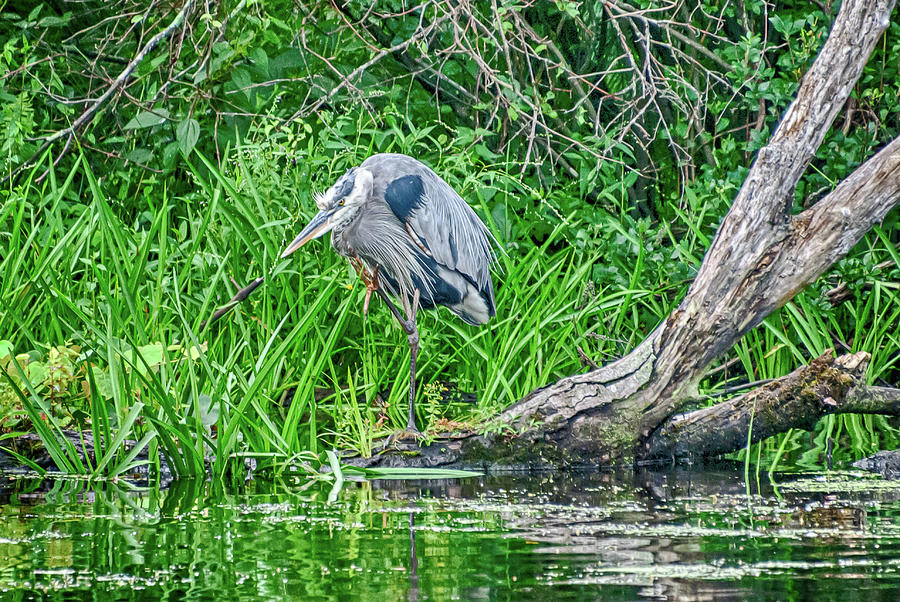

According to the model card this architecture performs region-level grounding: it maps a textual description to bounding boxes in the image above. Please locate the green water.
[2,465,900,600]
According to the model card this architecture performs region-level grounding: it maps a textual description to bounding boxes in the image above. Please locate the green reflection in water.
[3,466,900,600]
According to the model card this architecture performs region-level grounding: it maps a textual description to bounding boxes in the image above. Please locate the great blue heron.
[281,153,497,438]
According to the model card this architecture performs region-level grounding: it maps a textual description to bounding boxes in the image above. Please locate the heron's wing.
[380,164,496,296]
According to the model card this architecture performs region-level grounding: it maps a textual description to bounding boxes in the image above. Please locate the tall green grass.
[0,149,647,477]
[1,142,897,479]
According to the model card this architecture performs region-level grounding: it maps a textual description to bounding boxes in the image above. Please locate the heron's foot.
[379,426,425,451]
[360,266,379,317]
[363,288,373,317]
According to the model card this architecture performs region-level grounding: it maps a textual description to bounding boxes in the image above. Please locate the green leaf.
[25,361,48,386]
[176,118,200,156]
[123,110,169,130]
[139,343,164,365]
[88,365,114,399]
[91,401,145,476]
[0,340,12,362]
[341,466,484,479]
[39,13,72,28]
[195,393,219,428]
[125,149,153,164]
[230,68,252,101]
[325,449,343,480]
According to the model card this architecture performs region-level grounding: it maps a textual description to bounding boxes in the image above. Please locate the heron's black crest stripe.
[333,168,356,201]
[384,174,425,221]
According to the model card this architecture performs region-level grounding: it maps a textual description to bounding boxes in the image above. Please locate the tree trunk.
[358,0,900,469]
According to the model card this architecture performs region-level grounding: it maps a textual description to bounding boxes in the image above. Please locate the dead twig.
[576,346,601,370]
[200,277,266,330]
[3,0,197,186]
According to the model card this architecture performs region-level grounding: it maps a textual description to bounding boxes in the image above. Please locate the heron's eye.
[338,199,345,206]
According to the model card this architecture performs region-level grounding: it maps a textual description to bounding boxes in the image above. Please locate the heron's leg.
[374,287,413,333]
[349,254,365,277]
[375,289,424,446]
[403,289,421,433]
[349,256,379,317]
[362,266,379,316]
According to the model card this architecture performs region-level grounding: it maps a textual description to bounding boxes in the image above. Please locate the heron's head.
[281,167,373,258]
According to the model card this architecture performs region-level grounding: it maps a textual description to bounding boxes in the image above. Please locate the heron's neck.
[330,205,363,255]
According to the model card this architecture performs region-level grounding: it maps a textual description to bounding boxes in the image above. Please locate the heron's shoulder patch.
[384,174,425,220]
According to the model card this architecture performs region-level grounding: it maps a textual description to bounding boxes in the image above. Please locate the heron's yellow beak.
[281,209,336,258]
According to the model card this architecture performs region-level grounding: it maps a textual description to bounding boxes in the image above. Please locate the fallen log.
[644,351,900,460]
[363,0,900,468]
[351,351,900,470]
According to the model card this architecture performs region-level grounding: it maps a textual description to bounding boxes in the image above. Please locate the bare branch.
[200,277,266,330]
[285,6,456,125]
[3,0,197,185]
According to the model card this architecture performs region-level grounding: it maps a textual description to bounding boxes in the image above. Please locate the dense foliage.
[1,0,898,476]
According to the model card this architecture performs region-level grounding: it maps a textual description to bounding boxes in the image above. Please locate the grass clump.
[1,128,898,478]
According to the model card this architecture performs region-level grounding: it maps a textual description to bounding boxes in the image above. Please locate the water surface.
[2,464,900,600]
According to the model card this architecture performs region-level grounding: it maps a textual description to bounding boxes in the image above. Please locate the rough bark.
[482,0,900,462]
[853,449,900,478]
[361,0,900,468]
[350,351,900,470]
[645,351,900,459]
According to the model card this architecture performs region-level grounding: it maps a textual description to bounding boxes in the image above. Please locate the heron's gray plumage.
[281,152,498,436]
[366,154,495,294]
[333,198,429,302]
[331,167,357,201]
[331,153,497,325]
